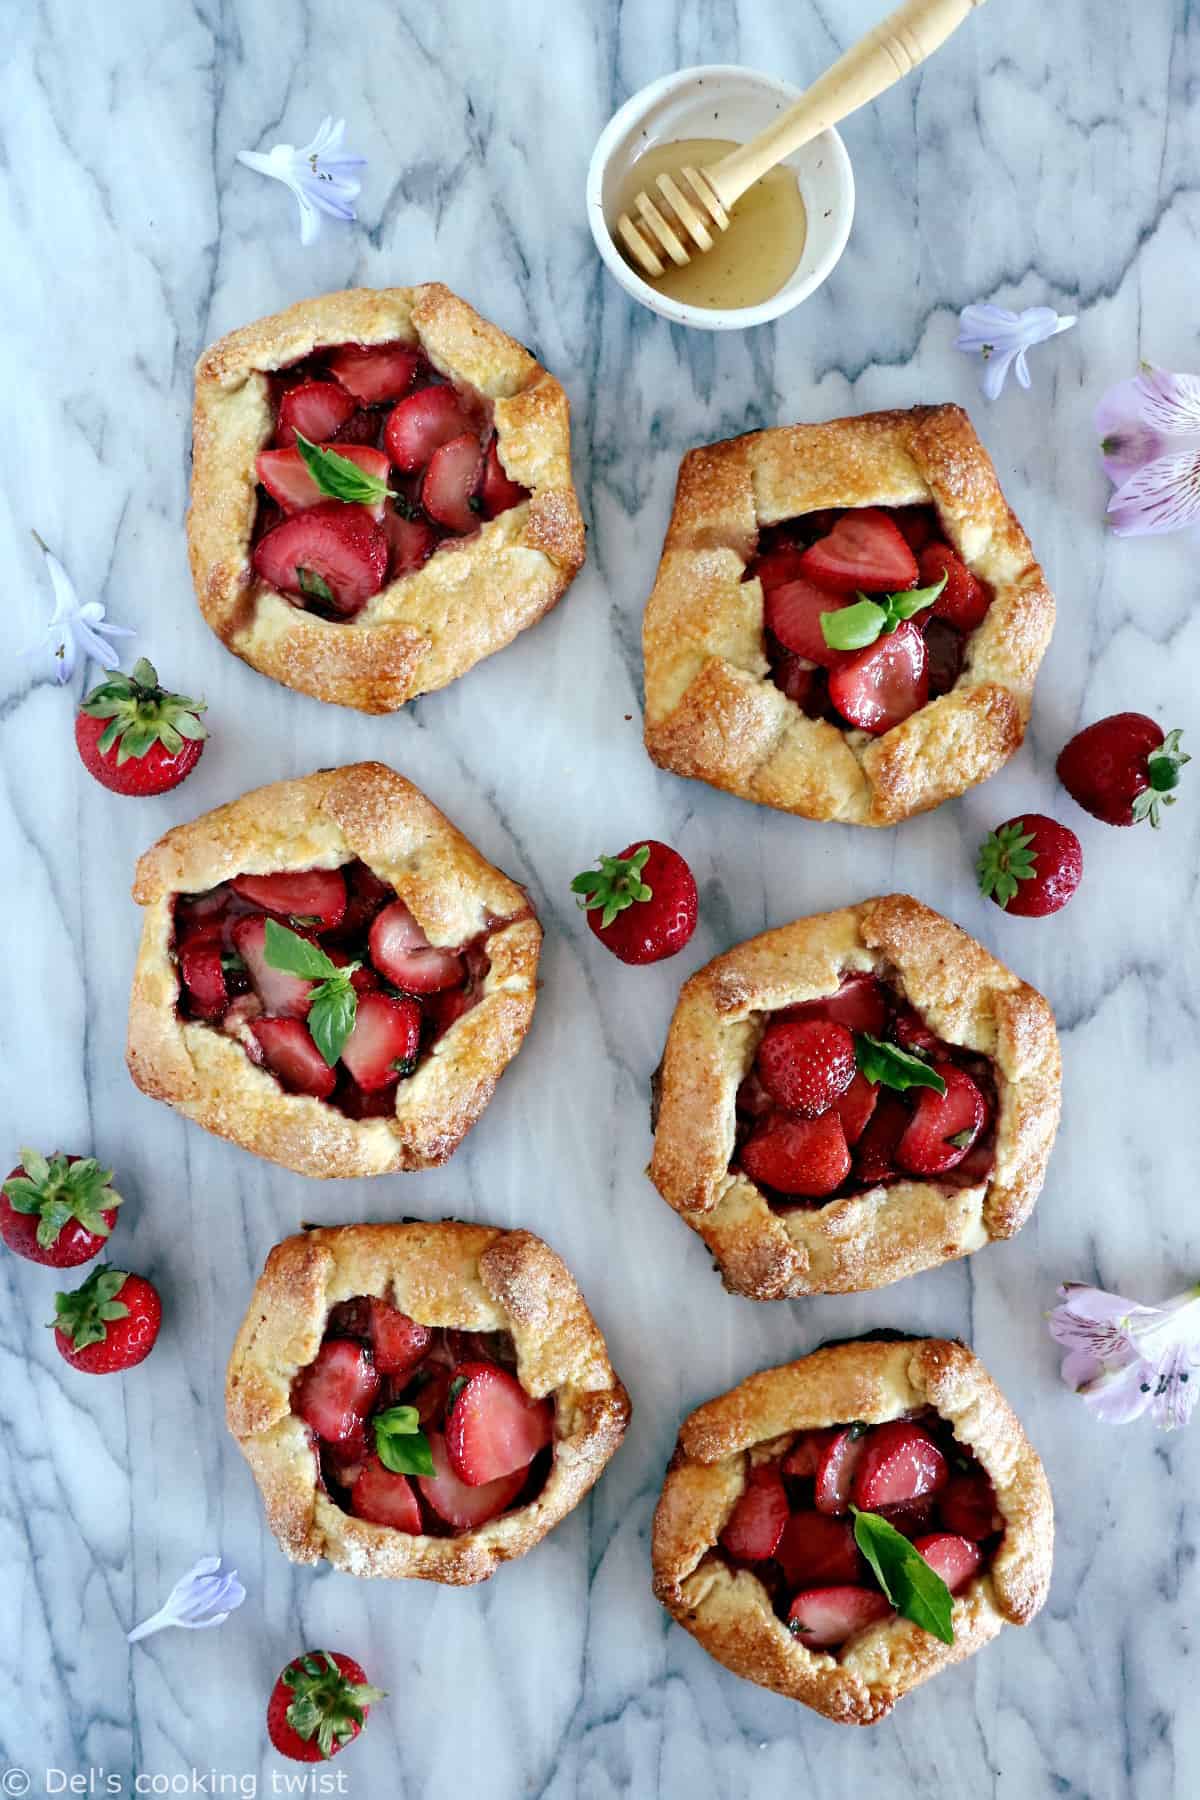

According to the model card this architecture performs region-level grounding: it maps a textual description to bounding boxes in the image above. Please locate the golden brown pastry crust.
[188,284,585,713]
[126,762,541,1177]
[642,406,1054,825]
[649,895,1060,1297]
[227,1222,631,1583]
[652,1337,1053,1725]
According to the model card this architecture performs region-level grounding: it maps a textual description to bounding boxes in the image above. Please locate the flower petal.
[1095,376,1169,480]
[1078,1358,1157,1424]
[1106,447,1200,537]
[1148,1342,1199,1431]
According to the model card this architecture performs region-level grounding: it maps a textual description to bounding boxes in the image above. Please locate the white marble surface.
[2,2,1198,1796]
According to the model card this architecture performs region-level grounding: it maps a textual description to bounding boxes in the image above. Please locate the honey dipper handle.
[705,0,986,210]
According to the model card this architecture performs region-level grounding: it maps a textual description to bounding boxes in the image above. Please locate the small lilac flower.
[237,117,365,247]
[1048,1279,1200,1430]
[127,1555,247,1644]
[25,532,134,685]
[1095,366,1200,536]
[954,303,1076,401]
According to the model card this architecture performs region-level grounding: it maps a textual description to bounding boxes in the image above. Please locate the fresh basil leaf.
[263,919,339,982]
[293,432,395,507]
[374,1405,435,1477]
[855,1032,947,1095]
[886,571,946,621]
[297,566,336,603]
[821,599,888,652]
[308,980,358,1067]
[852,1508,954,1644]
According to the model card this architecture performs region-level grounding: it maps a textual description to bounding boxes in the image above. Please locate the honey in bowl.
[612,137,807,310]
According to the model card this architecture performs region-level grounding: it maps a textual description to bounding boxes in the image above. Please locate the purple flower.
[237,117,365,247]
[1048,1279,1200,1430]
[1095,367,1200,536]
[25,532,134,684]
[127,1555,246,1644]
[954,303,1076,401]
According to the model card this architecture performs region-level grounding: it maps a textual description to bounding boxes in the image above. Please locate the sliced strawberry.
[787,1585,892,1650]
[422,432,484,533]
[250,1017,336,1098]
[770,652,820,709]
[815,1426,870,1516]
[798,508,919,596]
[325,343,421,405]
[331,408,384,446]
[481,436,528,517]
[444,1361,554,1487]
[892,1004,951,1060]
[851,1421,948,1510]
[827,620,929,734]
[740,1112,850,1198]
[718,1465,788,1561]
[852,1094,910,1185]
[323,1420,371,1491]
[780,973,889,1038]
[751,545,810,592]
[382,507,439,577]
[232,915,315,1018]
[350,1455,422,1532]
[256,445,392,521]
[776,1511,863,1589]
[335,860,396,939]
[919,541,992,632]
[275,379,356,448]
[384,385,474,473]
[782,1429,839,1480]
[924,616,965,697]
[327,947,380,995]
[179,941,228,1019]
[735,1070,774,1120]
[252,501,388,616]
[417,1429,526,1529]
[367,1299,432,1376]
[410,1364,454,1428]
[836,1072,879,1146]
[875,1495,937,1540]
[231,868,348,930]
[892,505,937,553]
[340,992,421,1092]
[896,1064,986,1176]
[369,901,465,994]
[913,1532,982,1594]
[755,1018,856,1118]
[939,1469,1001,1541]
[293,1338,380,1444]
[765,579,855,668]
[423,983,477,1040]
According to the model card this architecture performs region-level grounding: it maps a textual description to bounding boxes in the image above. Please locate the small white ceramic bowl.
[587,64,855,332]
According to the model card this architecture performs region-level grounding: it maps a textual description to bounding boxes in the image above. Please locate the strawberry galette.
[652,1336,1052,1724]
[649,895,1060,1297]
[642,406,1054,825]
[126,763,540,1177]
[227,1222,630,1583]
[188,285,585,713]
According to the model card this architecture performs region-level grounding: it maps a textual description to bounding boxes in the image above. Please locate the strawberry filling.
[716,1396,1001,1654]
[746,506,993,732]
[252,341,530,620]
[298,1301,554,1536]
[171,859,509,1121]
[733,973,997,1208]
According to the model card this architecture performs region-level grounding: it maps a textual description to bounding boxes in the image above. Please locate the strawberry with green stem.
[267,1651,385,1763]
[977,815,1082,917]
[571,840,698,965]
[51,1265,161,1373]
[2,1150,122,1267]
[1057,714,1188,827]
[75,659,207,796]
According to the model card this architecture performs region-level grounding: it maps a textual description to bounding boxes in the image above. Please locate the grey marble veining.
[1,2,1198,1797]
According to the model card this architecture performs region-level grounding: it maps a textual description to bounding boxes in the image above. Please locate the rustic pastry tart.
[188,284,585,712]
[227,1222,630,1583]
[649,894,1060,1297]
[642,405,1054,825]
[126,762,540,1177]
[652,1336,1052,1724]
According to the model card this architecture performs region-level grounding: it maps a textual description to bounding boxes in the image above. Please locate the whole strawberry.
[571,840,698,964]
[51,1265,161,1373]
[1056,713,1188,827]
[267,1651,385,1763]
[977,815,1082,917]
[756,1019,857,1116]
[75,658,208,796]
[1,1150,122,1267]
